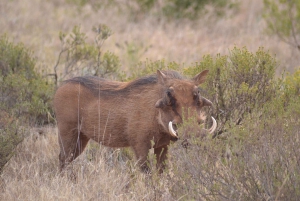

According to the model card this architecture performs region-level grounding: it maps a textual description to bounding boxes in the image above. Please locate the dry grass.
[0,127,169,200]
[2,118,299,200]
[0,0,299,75]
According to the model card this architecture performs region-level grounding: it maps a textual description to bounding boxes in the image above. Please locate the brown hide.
[54,70,212,173]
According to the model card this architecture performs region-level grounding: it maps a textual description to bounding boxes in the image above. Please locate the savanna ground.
[0,0,300,200]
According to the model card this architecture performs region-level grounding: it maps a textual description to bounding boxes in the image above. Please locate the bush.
[263,0,300,52]
[161,48,300,200]
[0,34,54,172]
[52,25,122,85]
[168,108,300,200]
[131,0,236,20]
[66,0,236,21]
[0,35,54,124]
[183,47,279,136]
[164,55,300,200]
[162,0,229,19]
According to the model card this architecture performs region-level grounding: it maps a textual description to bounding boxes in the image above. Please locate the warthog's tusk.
[168,121,178,138]
[168,116,217,137]
[208,116,217,134]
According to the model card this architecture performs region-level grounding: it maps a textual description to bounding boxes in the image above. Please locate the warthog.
[54,70,216,173]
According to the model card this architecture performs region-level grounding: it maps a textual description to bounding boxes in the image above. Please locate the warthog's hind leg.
[58,127,90,172]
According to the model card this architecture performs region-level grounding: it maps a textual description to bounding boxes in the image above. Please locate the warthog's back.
[54,75,163,148]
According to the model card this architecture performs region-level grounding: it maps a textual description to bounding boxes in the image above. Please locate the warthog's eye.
[155,89,176,108]
[196,98,201,107]
[166,89,176,106]
[193,92,198,100]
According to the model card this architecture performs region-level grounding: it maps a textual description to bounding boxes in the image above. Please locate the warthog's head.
[155,70,217,138]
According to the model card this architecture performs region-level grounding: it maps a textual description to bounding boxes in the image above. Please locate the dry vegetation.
[0,127,160,200]
[0,0,299,74]
[1,114,300,200]
[1,0,300,200]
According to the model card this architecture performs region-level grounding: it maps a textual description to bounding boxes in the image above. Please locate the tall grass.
[0,127,178,200]
[1,106,299,200]
[1,127,138,200]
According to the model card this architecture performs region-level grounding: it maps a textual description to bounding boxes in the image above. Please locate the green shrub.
[132,0,236,20]
[0,34,54,172]
[0,35,54,124]
[282,68,300,103]
[163,0,229,19]
[183,47,279,136]
[66,0,236,21]
[53,25,122,84]
[163,48,300,200]
[165,64,300,200]
[263,0,300,52]
[168,108,300,200]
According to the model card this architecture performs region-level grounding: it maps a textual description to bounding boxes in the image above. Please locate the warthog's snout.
[168,116,217,138]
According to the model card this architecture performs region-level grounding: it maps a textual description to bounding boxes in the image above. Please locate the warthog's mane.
[65,70,184,97]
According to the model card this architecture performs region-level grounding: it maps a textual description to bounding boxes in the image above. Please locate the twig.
[287,1,300,50]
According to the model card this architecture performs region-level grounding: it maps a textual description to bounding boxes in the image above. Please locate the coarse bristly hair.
[65,70,185,97]
[54,69,213,174]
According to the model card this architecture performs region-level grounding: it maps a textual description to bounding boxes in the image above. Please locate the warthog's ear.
[193,70,209,85]
[157,70,167,85]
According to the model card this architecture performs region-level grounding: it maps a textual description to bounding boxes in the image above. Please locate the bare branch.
[287,1,300,50]
[275,29,297,47]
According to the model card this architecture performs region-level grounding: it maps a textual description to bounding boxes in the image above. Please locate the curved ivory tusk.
[168,116,217,137]
[207,116,217,134]
[168,121,178,138]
